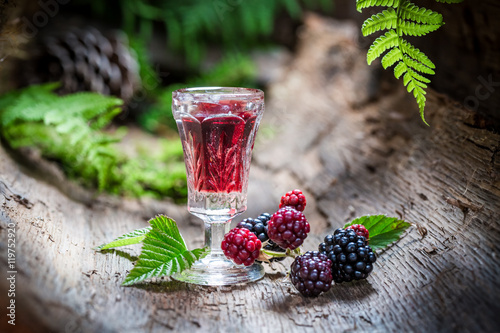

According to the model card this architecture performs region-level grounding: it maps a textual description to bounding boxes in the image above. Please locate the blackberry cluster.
[236,213,285,260]
[319,228,376,283]
[236,213,272,243]
[268,208,310,250]
[290,251,332,297]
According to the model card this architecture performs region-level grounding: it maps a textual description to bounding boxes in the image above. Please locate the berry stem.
[261,248,289,258]
[260,247,303,260]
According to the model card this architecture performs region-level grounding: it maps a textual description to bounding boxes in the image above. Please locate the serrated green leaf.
[394,61,407,78]
[122,215,208,286]
[400,2,443,25]
[381,47,403,69]
[344,215,411,251]
[357,0,462,125]
[367,30,399,64]
[356,0,398,13]
[403,55,435,75]
[94,227,152,251]
[399,20,442,36]
[362,8,397,36]
[400,40,435,69]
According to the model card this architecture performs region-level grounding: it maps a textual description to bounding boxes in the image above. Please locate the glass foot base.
[172,255,265,286]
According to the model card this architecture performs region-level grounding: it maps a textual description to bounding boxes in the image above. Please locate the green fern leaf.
[394,61,407,79]
[362,8,397,36]
[406,67,431,84]
[356,0,398,13]
[399,40,435,69]
[400,2,443,24]
[399,61,428,124]
[358,0,462,124]
[398,20,443,36]
[381,47,403,69]
[366,30,399,64]
[403,54,435,75]
[0,83,60,126]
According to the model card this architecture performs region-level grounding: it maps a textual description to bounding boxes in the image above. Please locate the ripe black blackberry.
[236,213,285,261]
[290,251,333,297]
[237,213,271,242]
[319,228,376,283]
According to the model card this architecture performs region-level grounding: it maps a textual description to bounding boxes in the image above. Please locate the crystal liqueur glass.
[171,87,265,285]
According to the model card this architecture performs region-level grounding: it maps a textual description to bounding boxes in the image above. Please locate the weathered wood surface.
[1,15,500,333]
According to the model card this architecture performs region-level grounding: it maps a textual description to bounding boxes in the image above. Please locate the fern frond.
[0,84,187,200]
[57,93,123,121]
[399,40,435,69]
[359,0,462,124]
[398,20,443,36]
[366,30,399,64]
[381,47,403,69]
[0,83,60,126]
[406,68,430,85]
[394,61,407,79]
[400,2,443,24]
[356,0,398,13]
[397,59,428,124]
[362,8,398,36]
[403,54,435,75]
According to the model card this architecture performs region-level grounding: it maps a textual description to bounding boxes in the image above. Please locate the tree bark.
[1,15,499,333]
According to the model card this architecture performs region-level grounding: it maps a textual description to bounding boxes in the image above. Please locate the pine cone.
[23,26,140,103]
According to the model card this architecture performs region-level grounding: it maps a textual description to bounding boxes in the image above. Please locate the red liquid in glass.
[178,101,258,193]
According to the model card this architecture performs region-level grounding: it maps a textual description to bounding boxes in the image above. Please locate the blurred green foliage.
[92,0,332,66]
[89,0,332,133]
[0,83,187,201]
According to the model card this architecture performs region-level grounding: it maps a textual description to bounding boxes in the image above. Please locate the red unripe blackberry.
[237,213,286,261]
[221,228,262,266]
[290,251,333,297]
[279,189,307,212]
[346,224,369,241]
[268,208,310,250]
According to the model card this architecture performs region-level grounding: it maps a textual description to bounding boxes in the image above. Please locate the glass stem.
[205,221,231,258]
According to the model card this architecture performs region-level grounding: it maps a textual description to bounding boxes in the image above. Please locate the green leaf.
[400,39,435,69]
[94,227,152,251]
[393,61,407,78]
[403,55,435,75]
[381,47,403,69]
[398,20,442,36]
[366,30,399,64]
[362,8,397,36]
[122,215,208,286]
[344,215,411,251]
[358,0,462,125]
[400,2,443,25]
[356,0,398,13]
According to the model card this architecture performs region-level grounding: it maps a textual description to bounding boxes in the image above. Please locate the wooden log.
[1,15,499,333]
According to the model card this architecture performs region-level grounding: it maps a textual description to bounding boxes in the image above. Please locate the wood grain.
[1,15,500,333]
